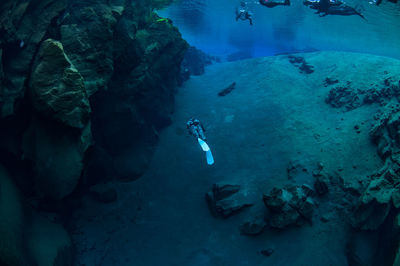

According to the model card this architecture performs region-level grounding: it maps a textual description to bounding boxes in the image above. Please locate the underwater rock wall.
[0,0,187,264]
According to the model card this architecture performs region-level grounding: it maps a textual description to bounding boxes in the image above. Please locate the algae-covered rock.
[0,0,67,118]
[60,3,118,96]
[30,39,91,129]
[0,164,72,266]
[25,39,92,199]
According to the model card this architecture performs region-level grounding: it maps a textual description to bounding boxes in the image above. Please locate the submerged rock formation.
[206,183,253,218]
[263,184,315,228]
[30,39,90,129]
[0,164,72,266]
[352,105,400,230]
[0,0,68,118]
[0,0,187,264]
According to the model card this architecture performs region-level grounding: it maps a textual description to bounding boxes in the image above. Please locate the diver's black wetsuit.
[303,0,365,19]
[375,0,398,5]
[259,0,290,8]
[236,8,253,25]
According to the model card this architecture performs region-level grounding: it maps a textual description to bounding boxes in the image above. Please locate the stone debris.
[206,183,253,218]
[263,185,315,228]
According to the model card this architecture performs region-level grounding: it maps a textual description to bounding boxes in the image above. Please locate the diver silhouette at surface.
[186,118,214,165]
[236,1,253,25]
[303,0,366,19]
[259,0,291,8]
[372,0,398,5]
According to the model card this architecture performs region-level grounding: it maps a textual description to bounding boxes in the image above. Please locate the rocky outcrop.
[59,1,120,96]
[325,77,400,111]
[352,105,400,230]
[288,55,314,74]
[0,0,68,118]
[0,0,187,263]
[54,0,188,181]
[22,39,92,200]
[180,46,218,78]
[30,39,91,129]
[325,85,362,111]
[0,0,187,195]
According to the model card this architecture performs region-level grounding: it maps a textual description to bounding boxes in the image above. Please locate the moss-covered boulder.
[0,164,72,266]
[24,39,92,199]
[30,39,91,129]
[0,0,67,118]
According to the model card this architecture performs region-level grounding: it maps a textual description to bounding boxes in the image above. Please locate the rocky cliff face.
[0,0,187,264]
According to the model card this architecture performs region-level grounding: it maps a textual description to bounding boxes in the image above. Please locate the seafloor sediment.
[72,51,400,265]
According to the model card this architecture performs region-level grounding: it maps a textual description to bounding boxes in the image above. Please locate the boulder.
[22,117,92,200]
[27,213,72,266]
[239,213,266,236]
[30,39,91,129]
[206,183,253,218]
[263,185,315,228]
[0,0,67,118]
[0,164,28,265]
[24,39,93,200]
[0,164,72,266]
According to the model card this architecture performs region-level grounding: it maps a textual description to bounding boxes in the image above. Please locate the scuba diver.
[187,118,207,141]
[186,118,214,165]
[303,0,366,20]
[259,0,291,8]
[372,0,397,5]
[236,1,253,25]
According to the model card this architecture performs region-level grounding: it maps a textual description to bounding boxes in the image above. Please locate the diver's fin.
[198,138,210,152]
[206,150,214,165]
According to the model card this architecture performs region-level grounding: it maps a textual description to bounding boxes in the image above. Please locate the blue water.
[159,0,400,59]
